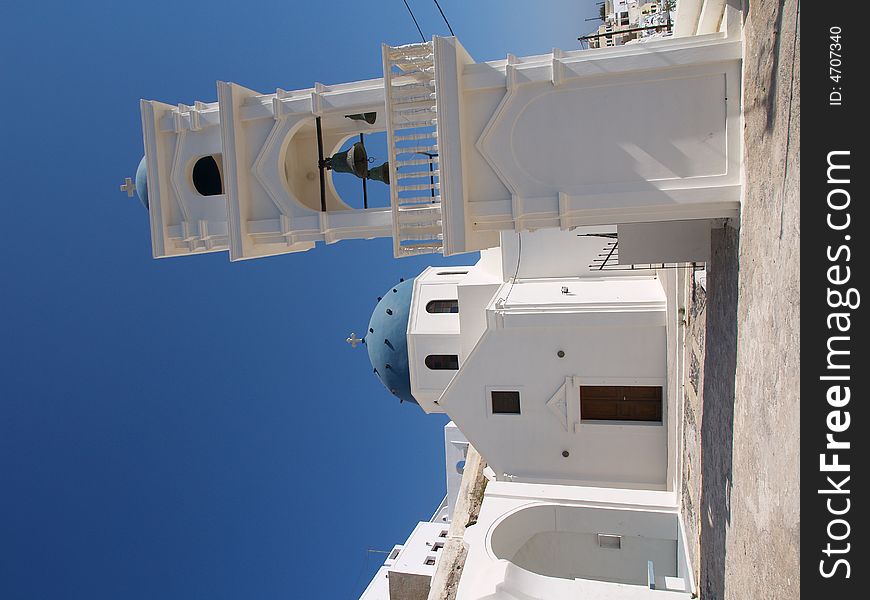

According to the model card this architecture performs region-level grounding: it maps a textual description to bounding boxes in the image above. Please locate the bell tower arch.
[217,80,395,261]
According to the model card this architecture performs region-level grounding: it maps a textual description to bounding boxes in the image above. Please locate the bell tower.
[129,8,741,263]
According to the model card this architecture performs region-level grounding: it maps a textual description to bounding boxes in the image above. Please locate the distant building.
[587,0,675,48]
[359,521,450,600]
[359,424,468,600]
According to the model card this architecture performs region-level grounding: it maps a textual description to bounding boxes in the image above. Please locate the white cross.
[120,177,136,198]
[346,332,363,348]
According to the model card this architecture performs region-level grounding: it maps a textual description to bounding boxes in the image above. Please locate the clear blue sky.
[0,2,596,598]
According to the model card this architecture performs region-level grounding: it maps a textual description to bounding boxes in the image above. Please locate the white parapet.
[382,41,445,258]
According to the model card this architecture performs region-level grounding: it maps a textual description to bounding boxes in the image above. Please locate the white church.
[122,0,742,597]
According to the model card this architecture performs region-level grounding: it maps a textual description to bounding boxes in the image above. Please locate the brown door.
[580,385,663,422]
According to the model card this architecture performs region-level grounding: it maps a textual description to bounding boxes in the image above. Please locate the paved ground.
[681,0,800,598]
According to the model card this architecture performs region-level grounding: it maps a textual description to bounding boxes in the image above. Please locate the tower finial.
[119,177,136,198]
[346,332,364,348]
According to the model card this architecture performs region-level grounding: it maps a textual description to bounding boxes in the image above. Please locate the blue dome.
[366,278,417,405]
[135,156,149,210]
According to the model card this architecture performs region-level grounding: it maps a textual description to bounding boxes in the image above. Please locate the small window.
[426,299,459,314]
[432,542,444,551]
[439,530,448,538]
[425,354,459,370]
[388,548,400,560]
[192,155,224,196]
[437,271,468,276]
[424,556,436,566]
[491,391,521,415]
[598,534,623,549]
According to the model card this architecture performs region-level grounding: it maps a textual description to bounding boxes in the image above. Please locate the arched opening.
[490,505,684,588]
[426,299,459,314]
[192,155,224,196]
[425,355,459,370]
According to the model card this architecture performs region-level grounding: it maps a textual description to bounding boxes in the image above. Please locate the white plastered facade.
[397,226,693,599]
[406,228,684,491]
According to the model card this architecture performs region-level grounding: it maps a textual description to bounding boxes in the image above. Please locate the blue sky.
[0,2,597,598]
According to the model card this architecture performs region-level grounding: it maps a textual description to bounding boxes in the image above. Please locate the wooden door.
[580,385,663,422]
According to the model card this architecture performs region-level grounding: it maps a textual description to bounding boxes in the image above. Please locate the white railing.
[383,41,443,257]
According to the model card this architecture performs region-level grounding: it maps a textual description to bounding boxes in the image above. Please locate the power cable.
[432,0,455,36]
[402,0,427,42]
[503,232,522,305]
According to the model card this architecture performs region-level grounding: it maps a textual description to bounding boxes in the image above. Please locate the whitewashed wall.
[440,276,669,488]
[408,268,465,411]
[457,482,694,600]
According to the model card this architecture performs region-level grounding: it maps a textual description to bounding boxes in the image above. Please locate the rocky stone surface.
[681,0,800,598]
[426,446,487,600]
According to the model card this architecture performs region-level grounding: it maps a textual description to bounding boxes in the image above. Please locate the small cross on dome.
[346,332,364,348]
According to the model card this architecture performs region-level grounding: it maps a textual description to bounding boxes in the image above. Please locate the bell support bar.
[315,116,327,213]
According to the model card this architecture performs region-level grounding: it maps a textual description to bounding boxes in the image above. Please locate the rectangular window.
[426,299,459,314]
[424,556,436,566]
[580,386,663,422]
[432,542,444,551]
[597,533,623,549]
[426,354,459,370]
[491,391,521,415]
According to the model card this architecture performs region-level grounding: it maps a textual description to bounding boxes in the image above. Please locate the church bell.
[345,112,377,125]
[325,142,390,185]
[367,162,390,185]
[326,142,369,179]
